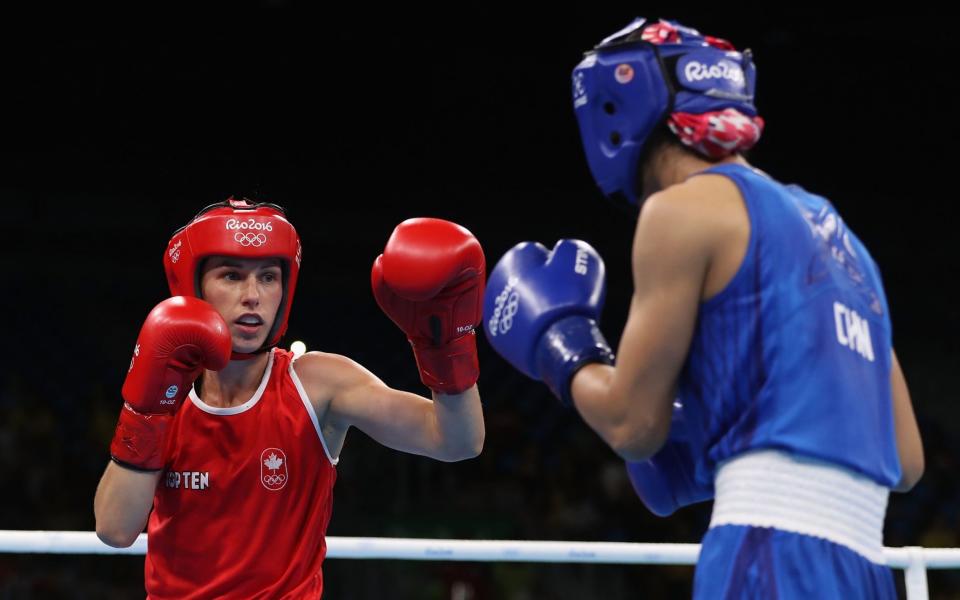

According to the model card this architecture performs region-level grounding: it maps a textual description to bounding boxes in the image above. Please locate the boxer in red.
[93,198,486,598]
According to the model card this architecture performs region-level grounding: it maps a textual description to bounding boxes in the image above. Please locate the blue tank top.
[678,163,901,488]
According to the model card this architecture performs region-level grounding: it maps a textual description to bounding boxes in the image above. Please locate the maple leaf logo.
[264,453,283,471]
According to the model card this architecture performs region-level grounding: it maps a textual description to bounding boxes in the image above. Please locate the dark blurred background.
[1,6,957,599]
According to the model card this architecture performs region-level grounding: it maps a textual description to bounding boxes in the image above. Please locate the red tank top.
[145,349,338,599]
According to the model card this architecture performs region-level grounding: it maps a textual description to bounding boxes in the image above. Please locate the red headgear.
[163,198,302,356]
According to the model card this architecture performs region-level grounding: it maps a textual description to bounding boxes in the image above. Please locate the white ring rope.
[2,531,956,600]
[1,530,958,568]
[328,537,701,564]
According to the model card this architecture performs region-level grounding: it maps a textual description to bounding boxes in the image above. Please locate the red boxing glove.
[110,297,232,471]
[372,218,485,394]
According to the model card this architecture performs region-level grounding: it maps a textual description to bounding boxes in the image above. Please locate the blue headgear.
[572,18,760,204]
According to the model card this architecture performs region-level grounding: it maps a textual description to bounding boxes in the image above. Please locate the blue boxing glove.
[625,401,714,516]
[482,240,614,406]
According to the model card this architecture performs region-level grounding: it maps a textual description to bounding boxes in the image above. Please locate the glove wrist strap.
[109,403,172,472]
[411,332,480,395]
[535,315,615,406]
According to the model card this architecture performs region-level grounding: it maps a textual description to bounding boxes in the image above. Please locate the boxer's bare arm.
[294,352,484,462]
[94,461,161,547]
[891,350,924,491]
[571,176,742,461]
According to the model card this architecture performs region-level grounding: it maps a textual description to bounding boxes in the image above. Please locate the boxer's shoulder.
[642,171,747,242]
[293,351,369,392]
[634,171,750,299]
[291,350,384,410]
[644,173,745,233]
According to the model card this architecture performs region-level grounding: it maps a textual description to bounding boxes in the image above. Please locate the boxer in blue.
[482,18,925,599]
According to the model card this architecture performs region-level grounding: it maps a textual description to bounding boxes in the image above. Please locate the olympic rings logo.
[235,232,267,247]
[262,474,286,486]
[487,276,520,337]
[498,293,519,334]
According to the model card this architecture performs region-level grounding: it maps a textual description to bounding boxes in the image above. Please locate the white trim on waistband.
[709,450,889,564]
